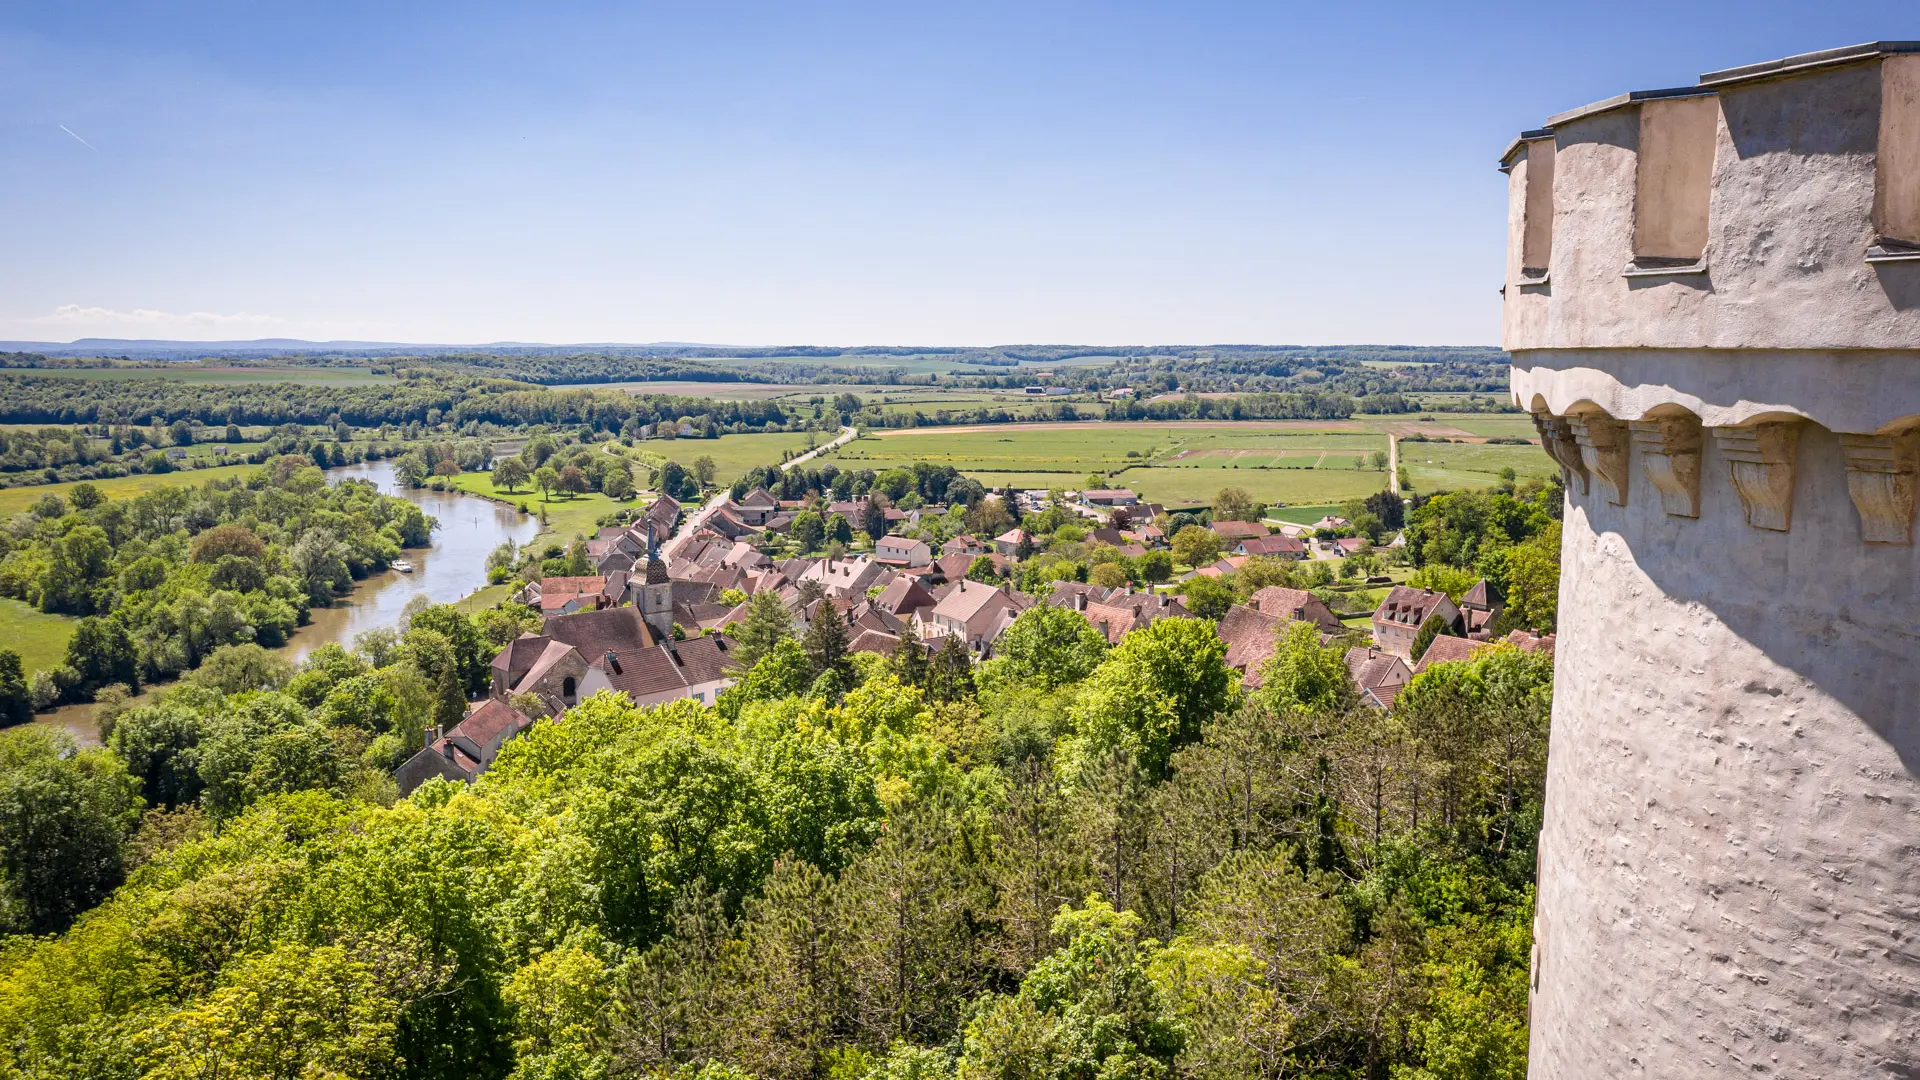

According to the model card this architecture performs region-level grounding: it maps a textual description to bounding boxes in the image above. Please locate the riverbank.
[26,459,538,746]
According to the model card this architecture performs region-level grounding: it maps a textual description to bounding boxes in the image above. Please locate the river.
[36,459,538,744]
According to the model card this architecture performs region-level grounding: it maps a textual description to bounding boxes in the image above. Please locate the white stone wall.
[1531,417,1920,1077]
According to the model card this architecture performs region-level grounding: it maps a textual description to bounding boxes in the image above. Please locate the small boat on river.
[391,559,415,573]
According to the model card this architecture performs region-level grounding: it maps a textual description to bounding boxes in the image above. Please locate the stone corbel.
[1712,423,1803,532]
[1629,416,1703,518]
[1533,413,1589,495]
[1567,413,1630,505]
[1838,432,1920,545]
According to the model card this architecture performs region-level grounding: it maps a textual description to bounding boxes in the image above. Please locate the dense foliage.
[0,592,1552,1079]
[1402,480,1563,633]
[0,459,433,703]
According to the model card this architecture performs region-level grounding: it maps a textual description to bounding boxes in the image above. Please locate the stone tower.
[1503,43,1920,1076]
[639,522,674,642]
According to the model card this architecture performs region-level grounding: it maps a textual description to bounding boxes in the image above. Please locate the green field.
[0,462,260,516]
[636,430,824,483]
[447,472,635,548]
[826,422,1395,507]
[1120,467,1389,508]
[0,599,77,676]
[1414,414,1540,440]
[1400,442,1556,494]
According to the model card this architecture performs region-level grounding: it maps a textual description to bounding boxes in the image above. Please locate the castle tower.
[1503,43,1920,1076]
[639,522,674,642]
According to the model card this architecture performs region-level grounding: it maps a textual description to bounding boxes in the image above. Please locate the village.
[398,479,1554,791]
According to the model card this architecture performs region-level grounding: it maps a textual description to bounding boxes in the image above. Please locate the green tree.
[143,942,409,1080]
[1171,525,1221,569]
[1179,574,1234,620]
[492,456,530,493]
[792,510,826,551]
[1496,520,1560,632]
[68,482,103,510]
[802,605,853,684]
[1070,617,1232,778]
[734,590,795,669]
[1138,549,1174,583]
[959,896,1184,1079]
[64,616,140,697]
[979,604,1110,692]
[965,554,1000,583]
[863,497,890,541]
[825,512,854,546]
[0,650,28,727]
[1213,486,1258,523]
[107,702,208,809]
[928,634,975,704]
[1411,613,1456,663]
[0,726,143,933]
[602,466,637,500]
[1256,622,1357,715]
[433,658,467,733]
[693,455,718,486]
[188,643,292,696]
[534,465,561,502]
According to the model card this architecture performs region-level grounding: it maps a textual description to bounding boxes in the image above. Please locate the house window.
[1631,95,1720,270]
[562,676,577,703]
[1876,54,1920,249]
[1520,137,1555,279]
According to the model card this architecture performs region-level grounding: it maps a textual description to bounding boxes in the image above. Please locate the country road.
[663,426,855,558]
[1388,434,1400,494]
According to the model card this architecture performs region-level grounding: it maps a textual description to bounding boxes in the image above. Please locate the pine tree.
[929,634,975,703]
[434,659,467,732]
[891,622,930,689]
[802,605,852,681]
[1411,613,1455,663]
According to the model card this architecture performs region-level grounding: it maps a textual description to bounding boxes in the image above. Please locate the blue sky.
[2,2,1913,346]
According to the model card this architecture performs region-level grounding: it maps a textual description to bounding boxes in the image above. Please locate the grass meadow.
[0,599,77,676]
[0,463,260,516]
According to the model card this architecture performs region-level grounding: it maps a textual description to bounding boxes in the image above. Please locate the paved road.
[1388,434,1400,494]
[663,426,855,558]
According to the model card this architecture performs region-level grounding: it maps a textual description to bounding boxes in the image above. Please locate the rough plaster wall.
[1530,424,1920,1078]
[1504,60,1920,352]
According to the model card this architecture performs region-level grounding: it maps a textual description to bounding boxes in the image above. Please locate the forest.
[0,457,432,708]
[0,580,1550,1079]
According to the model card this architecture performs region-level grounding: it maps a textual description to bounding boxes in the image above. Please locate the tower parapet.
[1505,43,1920,1078]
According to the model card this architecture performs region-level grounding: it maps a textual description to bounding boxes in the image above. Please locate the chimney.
[1075,593,1087,611]
[604,649,620,674]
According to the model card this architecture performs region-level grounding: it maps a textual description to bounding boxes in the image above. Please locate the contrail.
[58,124,97,152]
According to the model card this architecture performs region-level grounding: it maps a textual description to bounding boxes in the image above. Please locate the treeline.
[0,458,433,706]
[0,371,818,436]
[0,583,1551,1079]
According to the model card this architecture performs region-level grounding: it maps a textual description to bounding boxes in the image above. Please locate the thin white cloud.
[27,304,283,330]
